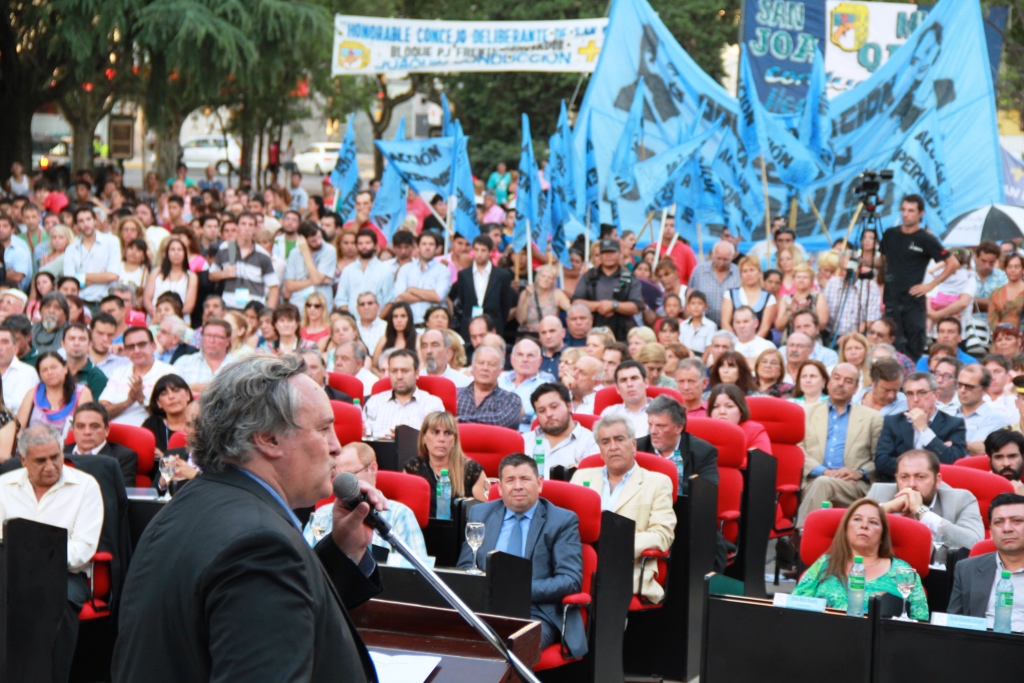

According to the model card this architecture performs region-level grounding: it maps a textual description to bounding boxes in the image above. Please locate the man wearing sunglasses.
[99,326,174,427]
[954,365,1013,454]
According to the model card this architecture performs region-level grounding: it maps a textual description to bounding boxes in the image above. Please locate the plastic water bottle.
[534,437,545,478]
[671,449,685,488]
[436,469,452,521]
[994,570,1014,634]
[822,501,832,509]
[847,556,866,617]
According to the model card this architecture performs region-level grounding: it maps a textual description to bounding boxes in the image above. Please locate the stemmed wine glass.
[310,514,329,543]
[465,522,486,575]
[158,456,177,501]
[894,566,917,621]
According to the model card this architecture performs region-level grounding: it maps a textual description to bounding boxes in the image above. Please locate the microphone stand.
[376,526,543,683]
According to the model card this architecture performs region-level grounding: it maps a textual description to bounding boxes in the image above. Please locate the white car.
[294,142,342,176]
[180,135,242,175]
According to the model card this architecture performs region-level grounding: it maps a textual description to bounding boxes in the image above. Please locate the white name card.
[931,612,989,631]
[773,593,827,613]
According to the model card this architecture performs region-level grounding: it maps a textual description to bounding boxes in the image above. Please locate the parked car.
[294,142,342,176]
[32,137,113,189]
[179,135,242,175]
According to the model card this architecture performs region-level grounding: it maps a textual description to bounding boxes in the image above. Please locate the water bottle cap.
[583,480,591,487]
[353,398,361,406]
[441,469,448,476]
[822,501,832,508]
[854,556,863,563]
[1002,570,1012,579]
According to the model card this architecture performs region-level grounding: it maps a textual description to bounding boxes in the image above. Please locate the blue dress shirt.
[495,501,539,556]
[809,401,850,477]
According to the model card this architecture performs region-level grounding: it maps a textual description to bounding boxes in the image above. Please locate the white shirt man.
[731,306,776,363]
[334,230,393,313]
[0,327,37,413]
[498,338,556,429]
[525,383,598,474]
[283,225,337,306]
[354,292,387,353]
[64,207,121,304]
[172,320,235,393]
[392,232,451,324]
[419,328,471,388]
[333,340,378,399]
[955,364,1013,454]
[99,328,174,427]
[572,356,605,415]
[985,357,1019,425]
[363,350,444,439]
[600,361,651,438]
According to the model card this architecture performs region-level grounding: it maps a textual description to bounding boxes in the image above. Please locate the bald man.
[538,315,566,378]
[572,356,604,414]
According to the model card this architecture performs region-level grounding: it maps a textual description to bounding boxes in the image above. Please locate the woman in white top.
[117,238,150,296]
[144,237,198,318]
[720,256,778,339]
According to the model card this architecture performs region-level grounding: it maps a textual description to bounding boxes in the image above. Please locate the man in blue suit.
[457,453,587,658]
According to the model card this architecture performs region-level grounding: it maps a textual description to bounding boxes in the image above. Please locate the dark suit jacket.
[948,552,998,619]
[456,498,587,658]
[636,432,718,496]
[875,411,968,481]
[169,344,199,365]
[451,264,517,342]
[64,442,138,489]
[111,467,381,682]
[325,385,353,404]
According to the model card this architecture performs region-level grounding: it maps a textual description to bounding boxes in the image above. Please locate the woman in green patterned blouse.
[793,498,929,620]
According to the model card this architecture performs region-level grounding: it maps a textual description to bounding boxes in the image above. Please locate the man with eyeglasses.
[283,221,336,307]
[865,318,915,375]
[954,365,1012,454]
[933,356,963,416]
[354,292,386,353]
[875,371,967,482]
[172,319,236,393]
[687,241,741,326]
[99,326,174,427]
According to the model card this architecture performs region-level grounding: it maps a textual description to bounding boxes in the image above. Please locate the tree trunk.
[0,97,35,187]
[153,111,185,182]
[69,117,96,176]
[256,131,264,191]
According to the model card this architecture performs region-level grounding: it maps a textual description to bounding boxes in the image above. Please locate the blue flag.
[512,113,543,253]
[369,118,407,240]
[548,101,583,266]
[449,123,480,241]
[883,109,953,235]
[711,128,766,241]
[798,46,834,173]
[607,76,647,231]
[440,93,453,137]
[581,112,601,239]
[330,116,360,222]
[634,126,717,214]
[375,137,456,200]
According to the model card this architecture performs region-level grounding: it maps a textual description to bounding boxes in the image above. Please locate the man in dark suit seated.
[67,402,138,488]
[297,347,352,403]
[456,453,587,658]
[112,355,387,682]
[948,492,1024,631]
[637,394,718,495]
[875,372,967,482]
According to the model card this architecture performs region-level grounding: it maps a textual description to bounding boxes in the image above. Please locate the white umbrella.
[942,204,1024,246]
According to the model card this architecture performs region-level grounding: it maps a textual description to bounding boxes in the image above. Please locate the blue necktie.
[507,513,525,557]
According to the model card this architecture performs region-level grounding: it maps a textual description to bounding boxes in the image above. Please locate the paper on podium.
[369,651,441,683]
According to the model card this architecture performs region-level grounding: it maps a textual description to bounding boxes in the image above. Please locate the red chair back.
[686,417,746,545]
[939,464,1013,534]
[951,454,993,471]
[371,375,459,415]
[748,397,806,535]
[376,470,431,529]
[167,432,188,450]
[328,372,367,401]
[67,423,156,487]
[330,400,363,447]
[459,423,525,478]
[530,412,599,432]
[592,385,685,415]
[800,507,933,578]
[970,538,997,557]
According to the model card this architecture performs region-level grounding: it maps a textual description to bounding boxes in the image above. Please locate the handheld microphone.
[333,472,391,536]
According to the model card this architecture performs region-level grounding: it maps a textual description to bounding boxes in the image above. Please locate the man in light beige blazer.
[571,413,676,604]
[797,363,884,527]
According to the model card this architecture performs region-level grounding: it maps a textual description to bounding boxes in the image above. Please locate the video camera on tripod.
[853,169,894,217]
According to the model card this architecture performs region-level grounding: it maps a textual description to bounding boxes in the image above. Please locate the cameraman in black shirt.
[879,194,959,360]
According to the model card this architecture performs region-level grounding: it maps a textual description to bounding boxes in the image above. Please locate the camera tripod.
[830,208,884,350]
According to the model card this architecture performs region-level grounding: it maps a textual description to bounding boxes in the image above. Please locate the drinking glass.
[894,566,917,621]
[310,514,328,543]
[158,456,177,501]
[465,522,486,575]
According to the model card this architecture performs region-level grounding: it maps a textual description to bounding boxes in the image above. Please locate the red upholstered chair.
[747,396,806,538]
[371,375,459,415]
[800,507,933,579]
[330,400,363,446]
[939,464,1013,536]
[79,550,114,620]
[685,417,746,557]
[376,470,430,529]
[591,385,685,415]
[529,412,599,431]
[951,455,994,471]
[328,372,367,401]
[459,423,524,478]
[970,538,997,557]
[486,479,602,670]
[167,431,188,450]
[66,423,157,487]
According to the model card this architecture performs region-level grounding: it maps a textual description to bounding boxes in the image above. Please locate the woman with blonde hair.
[515,264,571,334]
[816,250,840,291]
[39,224,73,277]
[321,314,361,366]
[116,215,147,254]
[224,311,256,358]
[405,411,489,517]
[584,327,615,360]
[838,332,872,387]
[627,326,657,358]
[635,343,677,389]
[299,292,331,346]
[721,256,777,338]
[775,263,829,336]
[444,329,468,371]
[775,245,805,298]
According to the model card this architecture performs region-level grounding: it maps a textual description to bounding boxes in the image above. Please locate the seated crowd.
[5,174,1024,680]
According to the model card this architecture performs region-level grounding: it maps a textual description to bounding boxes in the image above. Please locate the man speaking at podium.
[112,355,386,682]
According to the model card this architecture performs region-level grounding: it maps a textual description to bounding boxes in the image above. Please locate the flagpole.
[526,221,534,286]
[840,202,864,254]
[584,206,591,265]
[788,195,798,230]
[806,195,833,245]
[656,207,669,261]
[696,223,703,263]
[445,195,454,255]
[760,153,771,263]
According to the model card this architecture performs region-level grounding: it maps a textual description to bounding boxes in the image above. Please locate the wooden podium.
[351,599,542,683]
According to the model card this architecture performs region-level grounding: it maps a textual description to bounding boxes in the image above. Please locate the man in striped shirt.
[208,212,279,310]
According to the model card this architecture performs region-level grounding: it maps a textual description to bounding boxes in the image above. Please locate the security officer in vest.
[572,238,642,341]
